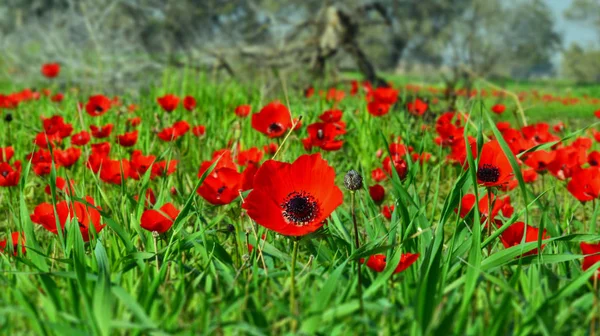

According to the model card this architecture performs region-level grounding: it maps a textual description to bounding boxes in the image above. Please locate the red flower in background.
[369,184,385,204]
[30,196,105,242]
[237,148,263,166]
[51,93,64,103]
[524,150,555,172]
[157,121,190,141]
[588,151,600,166]
[128,117,141,127]
[235,105,251,117]
[371,87,398,105]
[71,131,91,146]
[477,140,514,187]
[44,177,75,196]
[183,96,196,111]
[192,125,206,137]
[361,253,419,274]
[242,153,343,236]
[90,124,114,138]
[567,167,600,202]
[302,122,345,151]
[0,161,21,187]
[141,203,180,234]
[0,232,26,256]
[116,130,139,147]
[0,146,14,162]
[197,167,242,205]
[406,98,428,116]
[491,104,506,114]
[99,159,130,185]
[151,160,178,179]
[157,94,180,112]
[85,95,112,117]
[263,143,278,155]
[129,150,156,180]
[86,142,111,173]
[319,109,343,123]
[53,147,81,168]
[499,222,549,256]
[41,63,60,78]
[581,242,600,279]
[367,101,391,116]
[251,102,292,138]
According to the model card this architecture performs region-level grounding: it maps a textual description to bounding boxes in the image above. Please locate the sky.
[546,0,596,47]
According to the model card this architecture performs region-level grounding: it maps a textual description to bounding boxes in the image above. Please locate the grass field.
[2,69,600,335]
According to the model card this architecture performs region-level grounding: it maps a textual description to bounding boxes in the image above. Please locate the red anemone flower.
[0,146,15,162]
[235,105,251,117]
[71,131,91,146]
[44,177,75,196]
[0,161,21,187]
[116,130,139,147]
[319,109,343,123]
[183,96,196,111]
[157,94,180,112]
[192,125,206,137]
[130,150,156,180]
[0,232,26,256]
[406,98,428,116]
[524,150,556,172]
[567,167,600,202]
[251,101,292,138]
[499,222,549,256]
[242,153,343,236]
[140,203,180,234]
[361,253,419,273]
[99,159,130,185]
[369,184,385,204]
[151,160,178,179]
[581,242,600,279]
[491,104,506,114]
[237,148,264,166]
[588,151,600,167]
[367,101,391,116]
[30,196,104,242]
[90,124,114,139]
[128,117,142,127]
[85,95,112,117]
[477,140,514,187]
[197,167,242,205]
[41,63,60,78]
[53,147,81,168]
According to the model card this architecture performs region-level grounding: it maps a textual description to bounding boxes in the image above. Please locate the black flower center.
[592,160,598,166]
[477,164,500,183]
[95,105,104,112]
[268,123,283,134]
[317,129,324,140]
[216,185,227,199]
[281,191,319,225]
[1,170,8,177]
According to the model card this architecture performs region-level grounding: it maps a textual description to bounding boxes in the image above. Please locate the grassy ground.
[1,70,600,335]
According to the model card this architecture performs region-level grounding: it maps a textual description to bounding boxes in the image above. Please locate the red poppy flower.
[0,232,26,256]
[235,105,251,117]
[371,87,398,105]
[237,148,264,166]
[90,124,114,139]
[44,177,75,196]
[553,122,565,133]
[383,155,408,180]
[547,145,586,180]
[157,94,180,112]
[50,93,64,103]
[30,196,104,242]
[361,253,419,274]
[0,161,21,187]
[302,122,345,151]
[499,222,549,256]
[183,96,196,111]
[406,98,428,116]
[71,131,91,146]
[0,146,14,162]
[42,115,73,138]
[157,121,189,141]
[371,168,386,182]
[34,131,62,149]
[263,143,278,155]
[242,153,343,236]
[491,104,506,114]
[86,142,111,173]
[192,125,206,137]
[85,95,112,117]
[41,63,60,78]
[304,87,315,98]
[567,167,600,202]
[580,242,600,279]
[54,147,81,168]
[241,162,260,191]
[251,102,292,138]
[99,159,130,185]
[522,123,559,145]
[140,203,180,234]
[128,117,141,127]
[455,194,513,223]
[135,188,157,208]
[151,160,177,179]
[129,150,156,180]
[524,150,556,172]
[369,184,385,204]
[367,101,391,116]
[116,130,139,147]
[477,140,514,187]
[522,168,538,183]
[197,167,242,205]
[595,110,600,119]
[589,151,600,167]
[319,109,343,123]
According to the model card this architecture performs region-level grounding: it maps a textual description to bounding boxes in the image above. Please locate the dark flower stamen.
[1,170,8,178]
[281,191,319,225]
[477,164,500,183]
[268,123,283,134]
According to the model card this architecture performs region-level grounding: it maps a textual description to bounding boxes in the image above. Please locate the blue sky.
[546,0,596,47]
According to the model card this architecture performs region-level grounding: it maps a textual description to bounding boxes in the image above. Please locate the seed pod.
[344,170,363,191]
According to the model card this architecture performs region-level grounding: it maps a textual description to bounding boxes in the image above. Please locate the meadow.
[2,66,600,335]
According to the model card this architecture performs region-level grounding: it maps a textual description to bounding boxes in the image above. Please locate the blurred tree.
[561,44,600,84]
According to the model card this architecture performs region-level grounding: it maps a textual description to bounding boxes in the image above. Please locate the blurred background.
[0,0,599,92]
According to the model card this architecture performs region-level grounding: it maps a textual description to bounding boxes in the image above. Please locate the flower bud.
[344,170,363,191]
